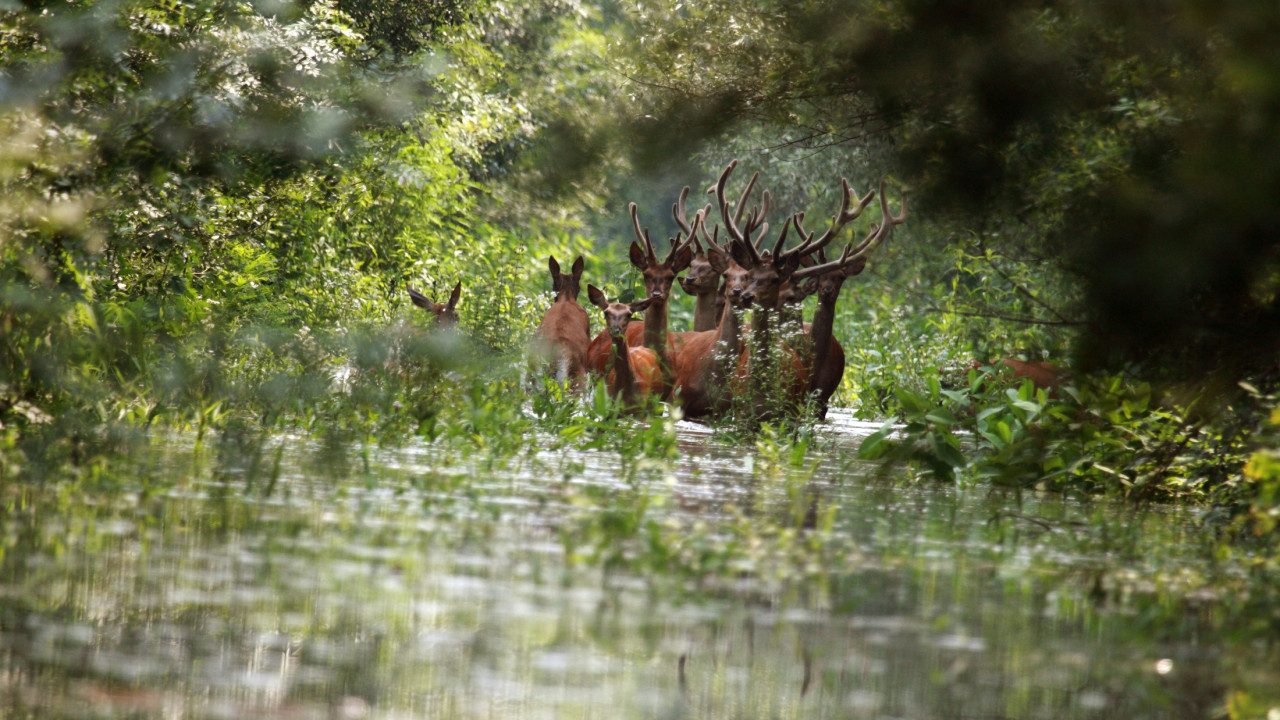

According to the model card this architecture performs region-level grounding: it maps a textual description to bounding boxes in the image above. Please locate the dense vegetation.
[3,0,1280,555]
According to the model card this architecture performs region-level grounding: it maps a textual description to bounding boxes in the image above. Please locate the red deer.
[669,258,752,418]
[674,179,766,332]
[586,285,662,405]
[712,162,906,421]
[706,161,815,419]
[531,256,591,385]
[677,224,730,332]
[585,200,696,390]
[792,184,907,418]
[974,358,1067,391]
[407,282,461,328]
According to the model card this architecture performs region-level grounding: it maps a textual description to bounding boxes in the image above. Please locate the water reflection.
[0,410,1276,719]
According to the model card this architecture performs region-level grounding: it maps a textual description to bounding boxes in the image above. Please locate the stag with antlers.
[585,197,696,394]
[701,161,906,421]
[792,183,908,417]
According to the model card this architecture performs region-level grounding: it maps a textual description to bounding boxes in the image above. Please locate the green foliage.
[528,0,1280,386]
[859,363,1262,506]
[0,0,587,480]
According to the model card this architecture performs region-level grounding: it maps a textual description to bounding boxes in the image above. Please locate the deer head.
[721,256,752,309]
[587,285,658,338]
[814,246,867,304]
[628,200,694,304]
[407,281,461,328]
[777,276,819,310]
[706,160,800,310]
[670,189,725,297]
[548,255,585,302]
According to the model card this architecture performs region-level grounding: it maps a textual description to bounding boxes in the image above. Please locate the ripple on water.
[0,416,1274,720]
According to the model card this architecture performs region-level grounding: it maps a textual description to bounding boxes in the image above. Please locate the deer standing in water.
[793,182,907,418]
[669,256,753,418]
[531,256,591,386]
[706,161,821,419]
[674,178,766,333]
[407,282,461,328]
[585,200,696,393]
[713,161,906,420]
[586,285,663,405]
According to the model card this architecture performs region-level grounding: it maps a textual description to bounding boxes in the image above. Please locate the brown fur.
[587,285,662,405]
[532,256,591,384]
[976,359,1067,391]
[670,261,751,418]
[407,281,461,328]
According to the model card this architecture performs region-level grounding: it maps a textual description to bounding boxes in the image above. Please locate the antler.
[783,179,876,262]
[673,188,713,254]
[769,216,791,258]
[733,171,758,226]
[791,182,908,280]
[709,160,762,264]
[844,181,907,263]
[630,202,656,262]
[698,221,720,250]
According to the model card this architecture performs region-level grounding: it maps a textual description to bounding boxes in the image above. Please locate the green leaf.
[894,387,929,414]
[858,425,894,460]
[996,421,1012,444]
[976,406,1006,422]
[978,428,1007,449]
[930,432,967,469]
[1013,400,1041,416]
[926,408,959,425]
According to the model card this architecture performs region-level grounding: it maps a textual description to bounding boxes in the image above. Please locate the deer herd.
[409,160,909,421]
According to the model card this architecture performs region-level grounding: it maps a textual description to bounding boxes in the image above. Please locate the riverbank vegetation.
[3,0,1280,552]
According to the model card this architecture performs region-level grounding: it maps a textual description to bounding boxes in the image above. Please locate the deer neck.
[693,291,720,332]
[642,299,668,353]
[750,307,774,358]
[778,303,803,329]
[810,284,843,366]
[642,298,673,395]
[610,333,636,403]
[743,307,778,421]
[693,299,743,417]
[708,300,742,383]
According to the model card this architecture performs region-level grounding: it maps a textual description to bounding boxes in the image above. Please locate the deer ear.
[629,242,648,269]
[587,284,608,311]
[407,285,433,310]
[706,243,730,273]
[729,240,753,269]
[571,255,585,278]
[843,256,868,277]
[673,245,694,273]
[447,281,461,310]
[548,256,561,292]
[778,252,802,277]
[630,296,657,314]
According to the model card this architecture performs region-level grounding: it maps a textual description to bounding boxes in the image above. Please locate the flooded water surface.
[2,411,1277,719]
